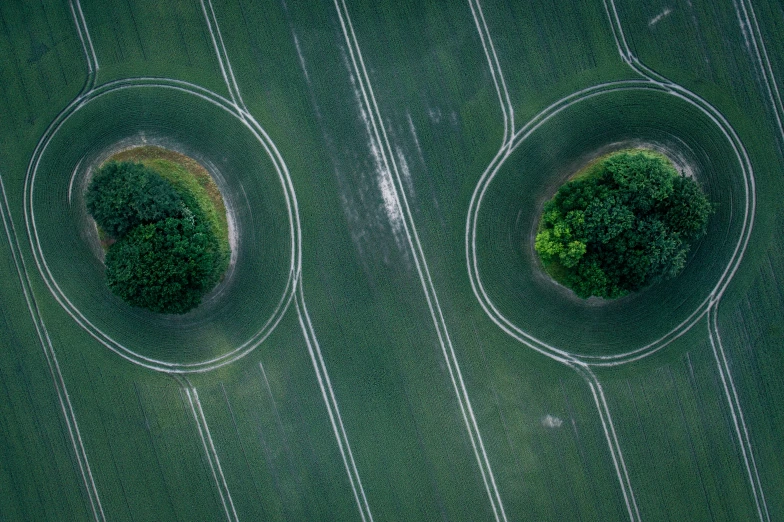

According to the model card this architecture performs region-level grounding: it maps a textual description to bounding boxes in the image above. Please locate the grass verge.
[106,145,231,263]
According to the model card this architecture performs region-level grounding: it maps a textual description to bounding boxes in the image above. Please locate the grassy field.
[1,0,782,520]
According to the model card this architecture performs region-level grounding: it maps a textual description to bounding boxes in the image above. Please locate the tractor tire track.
[334,1,508,519]
[0,175,105,521]
[200,4,373,520]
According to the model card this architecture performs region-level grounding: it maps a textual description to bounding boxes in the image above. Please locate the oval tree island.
[86,146,231,314]
[534,149,713,299]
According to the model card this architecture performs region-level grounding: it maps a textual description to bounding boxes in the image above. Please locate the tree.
[86,160,228,314]
[105,217,224,314]
[534,150,713,299]
[86,161,184,238]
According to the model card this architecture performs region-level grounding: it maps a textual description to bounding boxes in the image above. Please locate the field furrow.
[0,0,782,519]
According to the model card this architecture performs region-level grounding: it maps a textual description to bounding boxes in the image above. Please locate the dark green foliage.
[535,150,713,298]
[86,161,184,238]
[86,161,228,314]
[105,217,224,314]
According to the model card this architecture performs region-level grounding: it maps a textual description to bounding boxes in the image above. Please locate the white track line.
[73,0,98,72]
[295,287,373,522]
[467,0,514,148]
[20,10,298,517]
[465,8,755,367]
[708,305,770,521]
[333,1,507,520]
[69,0,98,95]
[463,2,758,519]
[460,58,750,522]
[734,0,784,145]
[185,387,239,522]
[69,0,92,75]
[465,81,733,365]
[200,5,373,520]
[461,87,641,516]
[25,78,297,373]
[572,85,755,364]
[68,157,83,205]
[0,175,105,521]
[725,3,784,513]
[573,364,640,521]
[606,1,767,517]
[10,11,104,515]
[200,0,242,111]
[27,18,298,372]
[607,1,766,518]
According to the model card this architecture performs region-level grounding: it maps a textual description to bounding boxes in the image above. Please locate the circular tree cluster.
[86,161,228,314]
[534,150,713,299]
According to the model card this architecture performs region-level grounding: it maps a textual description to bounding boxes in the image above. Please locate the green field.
[1,0,782,520]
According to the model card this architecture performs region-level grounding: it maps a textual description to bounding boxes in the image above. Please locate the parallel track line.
[184,387,238,521]
[295,287,373,522]
[334,1,507,519]
[0,175,105,521]
[708,305,769,521]
[200,5,372,519]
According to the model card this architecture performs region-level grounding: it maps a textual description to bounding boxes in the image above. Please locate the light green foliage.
[1,1,782,521]
[563,240,587,268]
[534,211,587,268]
[535,150,713,298]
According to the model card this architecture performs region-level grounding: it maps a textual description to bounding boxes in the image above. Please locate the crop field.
[1,0,782,520]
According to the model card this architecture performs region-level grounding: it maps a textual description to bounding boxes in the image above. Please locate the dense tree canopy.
[534,150,713,299]
[105,217,223,314]
[86,161,184,238]
[86,161,228,314]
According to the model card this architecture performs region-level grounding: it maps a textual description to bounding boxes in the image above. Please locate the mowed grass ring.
[472,88,748,357]
[28,82,297,371]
